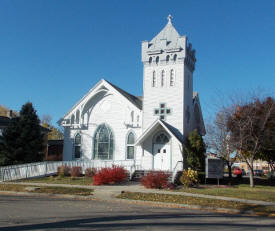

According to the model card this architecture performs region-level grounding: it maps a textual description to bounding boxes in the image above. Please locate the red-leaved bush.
[57,165,71,177]
[93,165,128,185]
[71,166,82,177]
[85,167,97,177]
[141,171,170,189]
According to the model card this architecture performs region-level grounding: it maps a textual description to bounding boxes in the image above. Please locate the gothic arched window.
[152,71,156,87]
[161,70,165,87]
[166,55,170,63]
[93,124,114,160]
[156,56,159,65]
[149,57,152,64]
[126,132,135,159]
[71,114,75,125]
[173,54,177,62]
[74,133,81,159]
[75,110,80,124]
[170,69,175,86]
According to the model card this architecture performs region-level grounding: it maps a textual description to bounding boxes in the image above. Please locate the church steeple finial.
[167,14,173,24]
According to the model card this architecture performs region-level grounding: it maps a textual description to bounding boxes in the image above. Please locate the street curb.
[0,190,94,200]
[113,197,275,217]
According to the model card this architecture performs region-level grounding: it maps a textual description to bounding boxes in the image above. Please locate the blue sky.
[0,0,274,125]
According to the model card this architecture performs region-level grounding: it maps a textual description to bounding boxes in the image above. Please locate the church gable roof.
[135,119,183,146]
[105,80,142,110]
[60,79,142,122]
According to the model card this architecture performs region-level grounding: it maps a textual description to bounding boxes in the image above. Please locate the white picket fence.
[0,160,141,182]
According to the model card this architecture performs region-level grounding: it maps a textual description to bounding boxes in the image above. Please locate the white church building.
[59,16,205,174]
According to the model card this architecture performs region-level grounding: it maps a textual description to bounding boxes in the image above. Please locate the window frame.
[93,123,114,160]
[74,133,81,159]
[126,131,135,160]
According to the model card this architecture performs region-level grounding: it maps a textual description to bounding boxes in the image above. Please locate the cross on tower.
[154,103,172,120]
[167,14,173,24]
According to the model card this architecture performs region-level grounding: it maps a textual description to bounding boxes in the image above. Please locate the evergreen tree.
[0,102,45,166]
[184,129,206,171]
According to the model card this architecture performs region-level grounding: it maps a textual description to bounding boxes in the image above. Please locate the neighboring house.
[59,16,205,172]
[45,139,63,161]
[237,161,271,174]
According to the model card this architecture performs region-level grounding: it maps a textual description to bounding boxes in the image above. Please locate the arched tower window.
[173,54,177,62]
[74,133,81,159]
[93,124,114,160]
[170,69,175,86]
[75,110,80,124]
[126,132,135,159]
[71,114,75,124]
[166,55,170,63]
[161,70,165,87]
[149,57,152,64]
[152,71,156,87]
[156,56,159,65]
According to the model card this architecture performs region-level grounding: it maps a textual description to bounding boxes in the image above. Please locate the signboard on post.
[205,157,224,179]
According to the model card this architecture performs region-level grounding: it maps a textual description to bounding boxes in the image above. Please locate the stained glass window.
[93,124,114,160]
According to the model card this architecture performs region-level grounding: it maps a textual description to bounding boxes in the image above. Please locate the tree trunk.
[228,164,232,179]
[249,168,254,188]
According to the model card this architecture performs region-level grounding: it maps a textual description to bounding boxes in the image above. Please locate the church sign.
[205,157,224,179]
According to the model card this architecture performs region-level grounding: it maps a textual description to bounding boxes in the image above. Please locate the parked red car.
[233,167,242,176]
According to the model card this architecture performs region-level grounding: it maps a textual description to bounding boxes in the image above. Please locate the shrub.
[93,165,128,185]
[71,166,82,177]
[85,167,97,177]
[141,171,170,189]
[179,168,199,188]
[57,165,71,177]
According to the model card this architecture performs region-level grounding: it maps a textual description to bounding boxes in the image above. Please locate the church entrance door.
[153,144,170,171]
[153,133,170,171]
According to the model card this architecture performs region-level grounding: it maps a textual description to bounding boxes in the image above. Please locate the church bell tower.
[141,15,196,135]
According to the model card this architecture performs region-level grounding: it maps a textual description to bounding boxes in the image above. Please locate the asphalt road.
[0,195,274,231]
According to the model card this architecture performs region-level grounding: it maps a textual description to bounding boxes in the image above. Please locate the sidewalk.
[3,181,275,206]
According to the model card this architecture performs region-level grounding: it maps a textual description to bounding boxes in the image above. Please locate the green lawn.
[0,183,93,196]
[176,184,275,202]
[18,176,93,186]
[117,191,275,216]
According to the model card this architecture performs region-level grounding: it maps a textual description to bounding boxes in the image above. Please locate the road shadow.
[0,212,274,230]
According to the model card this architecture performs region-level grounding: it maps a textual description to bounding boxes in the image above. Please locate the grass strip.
[176,184,275,203]
[18,176,93,186]
[0,184,93,196]
[117,191,275,216]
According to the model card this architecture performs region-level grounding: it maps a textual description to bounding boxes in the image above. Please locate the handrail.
[172,161,183,183]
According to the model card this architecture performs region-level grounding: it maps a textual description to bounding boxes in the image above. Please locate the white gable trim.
[59,79,142,123]
[135,119,182,146]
